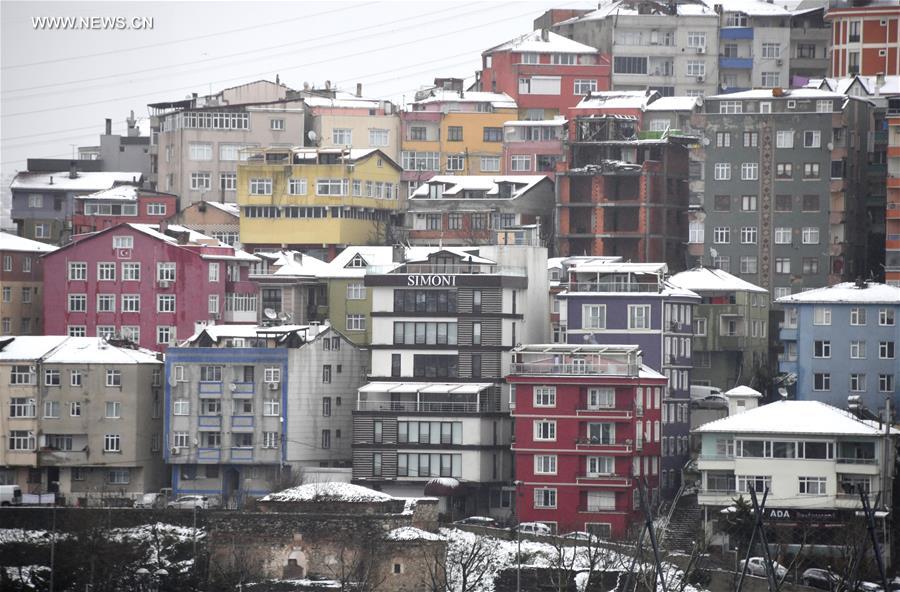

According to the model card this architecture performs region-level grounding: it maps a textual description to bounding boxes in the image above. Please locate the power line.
[1,2,532,119]
[0,3,375,71]
[2,3,482,98]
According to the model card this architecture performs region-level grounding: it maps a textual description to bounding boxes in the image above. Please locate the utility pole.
[748,486,779,592]
[49,501,56,592]
[638,479,669,592]
[860,491,890,591]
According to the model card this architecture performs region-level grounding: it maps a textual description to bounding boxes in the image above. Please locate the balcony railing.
[197,447,221,462]
[198,415,222,429]
[232,415,255,430]
[510,362,639,376]
[836,457,877,465]
[567,281,661,293]
[576,407,634,419]
[356,400,486,413]
[366,263,526,276]
[229,381,255,397]
[230,448,254,462]
[198,381,223,395]
[575,438,632,452]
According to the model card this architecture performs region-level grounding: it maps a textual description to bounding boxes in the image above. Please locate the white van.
[690,385,723,401]
[0,485,22,506]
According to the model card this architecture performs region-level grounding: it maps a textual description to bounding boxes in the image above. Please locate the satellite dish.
[278,312,292,322]
[702,137,711,146]
[777,387,788,399]
[710,248,718,259]
[307,130,318,142]
[264,308,278,320]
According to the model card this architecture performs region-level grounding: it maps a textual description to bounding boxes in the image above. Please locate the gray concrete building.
[164,323,366,506]
[789,4,832,84]
[714,1,793,93]
[78,114,154,186]
[691,88,874,299]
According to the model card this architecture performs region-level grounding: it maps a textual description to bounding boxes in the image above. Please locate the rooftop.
[358,382,493,395]
[485,29,600,55]
[0,231,58,253]
[574,90,659,111]
[410,175,549,200]
[11,171,143,192]
[644,96,702,112]
[776,281,900,305]
[694,400,898,436]
[573,0,715,21]
[700,0,791,16]
[411,89,517,109]
[76,185,140,202]
[668,267,769,294]
[0,336,70,361]
[0,336,159,364]
[323,245,396,278]
[202,201,241,216]
[184,323,331,344]
[707,88,845,101]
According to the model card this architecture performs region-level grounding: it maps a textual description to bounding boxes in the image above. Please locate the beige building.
[150,80,306,205]
[165,200,241,246]
[0,232,57,336]
[0,336,165,503]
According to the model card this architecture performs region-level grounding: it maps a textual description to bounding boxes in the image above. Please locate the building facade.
[164,324,366,504]
[502,120,566,181]
[559,261,698,496]
[888,96,900,286]
[71,186,178,236]
[778,281,899,412]
[508,344,666,538]
[352,244,548,517]
[0,336,165,503]
[78,115,154,187]
[0,232,57,336]
[165,200,241,247]
[42,223,258,351]
[714,2,793,94]
[826,1,900,78]
[668,267,770,391]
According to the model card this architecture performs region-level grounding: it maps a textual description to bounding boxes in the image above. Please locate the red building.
[72,186,179,236]
[479,29,610,119]
[508,344,666,539]
[826,1,900,77]
[42,222,258,351]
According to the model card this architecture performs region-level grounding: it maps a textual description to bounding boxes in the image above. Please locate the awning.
[424,477,464,496]
[358,382,492,394]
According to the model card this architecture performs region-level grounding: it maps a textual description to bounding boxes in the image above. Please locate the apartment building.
[559,261,697,496]
[887,94,900,286]
[778,281,900,412]
[695,88,874,296]
[149,80,306,204]
[825,0,900,78]
[0,232,56,336]
[508,344,666,538]
[557,113,693,267]
[352,243,548,517]
[502,120,566,180]
[405,175,555,246]
[9,168,143,245]
[400,88,517,196]
[0,336,165,503]
[789,5,832,84]
[165,323,366,504]
[668,267,770,391]
[71,186,178,236]
[165,200,240,247]
[713,1,793,93]
[250,250,329,327]
[42,223,259,351]
[478,29,610,118]
[550,1,720,97]
[78,115,154,187]
[695,400,895,555]
[236,147,402,258]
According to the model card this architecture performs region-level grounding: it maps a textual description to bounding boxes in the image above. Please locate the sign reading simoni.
[407,274,457,287]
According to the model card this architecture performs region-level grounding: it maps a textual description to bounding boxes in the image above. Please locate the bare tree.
[322,522,388,592]
[443,532,494,592]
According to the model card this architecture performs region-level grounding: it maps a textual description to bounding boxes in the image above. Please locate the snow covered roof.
[694,400,897,436]
[403,247,496,265]
[412,89,517,109]
[660,282,702,300]
[10,171,143,191]
[776,282,900,305]
[359,382,494,394]
[0,231,58,253]
[203,201,240,216]
[503,119,567,127]
[485,29,599,55]
[324,246,396,278]
[639,365,666,380]
[807,75,900,97]
[0,336,70,361]
[668,267,768,294]
[184,323,330,344]
[268,251,331,277]
[701,0,791,16]
[725,385,762,398]
[301,90,385,109]
[385,527,444,542]
[290,147,386,162]
[410,175,549,200]
[260,482,395,503]
[644,96,702,112]
[128,224,257,261]
[42,338,161,365]
[575,1,715,20]
[707,88,844,101]
[76,185,139,202]
[574,90,658,111]
[572,261,668,275]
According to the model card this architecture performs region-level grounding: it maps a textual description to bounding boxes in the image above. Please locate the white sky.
[0,0,594,220]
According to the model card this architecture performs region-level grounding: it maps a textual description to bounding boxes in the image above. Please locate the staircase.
[663,493,703,552]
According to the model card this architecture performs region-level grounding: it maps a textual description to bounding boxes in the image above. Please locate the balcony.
[509,361,640,376]
[719,57,753,69]
[568,281,661,293]
[576,407,634,420]
[229,381,255,398]
[577,474,632,487]
[198,415,222,430]
[366,263,526,276]
[887,202,900,218]
[356,400,486,414]
[835,458,879,474]
[230,448,254,462]
[231,415,255,431]
[574,438,632,454]
[698,489,740,505]
[198,381,223,397]
[197,448,221,462]
[720,27,753,40]
[39,449,88,465]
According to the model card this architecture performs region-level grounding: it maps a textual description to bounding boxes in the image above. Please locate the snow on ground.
[0,529,56,544]
[385,527,443,542]
[107,522,205,543]
[0,565,50,583]
[261,481,394,503]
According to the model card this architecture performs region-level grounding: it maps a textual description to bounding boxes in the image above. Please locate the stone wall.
[0,507,202,531]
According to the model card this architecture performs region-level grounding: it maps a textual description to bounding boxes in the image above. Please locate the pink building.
[72,186,179,236]
[502,120,566,179]
[42,223,258,351]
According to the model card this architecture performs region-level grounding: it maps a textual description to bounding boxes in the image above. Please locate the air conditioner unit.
[158,280,170,289]
[170,447,180,455]
[268,381,280,391]
[696,46,706,54]
[696,75,705,83]
[776,58,783,66]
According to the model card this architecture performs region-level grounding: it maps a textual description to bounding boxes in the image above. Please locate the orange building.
[826,1,900,77]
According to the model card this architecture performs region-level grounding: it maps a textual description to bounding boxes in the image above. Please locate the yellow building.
[400,89,518,196]
[237,148,402,258]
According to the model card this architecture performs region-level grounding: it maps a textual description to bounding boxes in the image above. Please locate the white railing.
[509,362,638,376]
[356,400,484,413]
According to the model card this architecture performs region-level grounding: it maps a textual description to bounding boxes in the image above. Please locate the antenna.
[264,308,278,320]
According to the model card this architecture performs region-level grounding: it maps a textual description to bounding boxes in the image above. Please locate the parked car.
[166,495,211,510]
[691,394,728,408]
[802,568,840,590]
[738,557,788,580]
[516,522,553,535]
[856,582,884,592]
[453,516,497,527]
[0,485,22,506]
[136,492,170,509]
[560,531,598,542]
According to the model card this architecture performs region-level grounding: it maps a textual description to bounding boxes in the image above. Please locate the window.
[613,56,647,74]
[716,132,731,148]
[776,130,794,149]
[68,326,86,337]
[816,100,832,113]
[802,227,820,245]
[511,155,531,172]
[803,163,820,179]
[288,178,307,195]
[316,178,348,196]
[879,341,895,360]
[68,294,86,312]
[157,262,176,281]
[534,386,556,407]
[588,388,614,409]
[741,195,757,212]
[43,400,59,418]
[249,178,273,195]
[878,309,895,326]
[847,307,867,326]
[587,456,614,477]
[332,128,352,144]
[775,258,791,274]
[322,365,332,384]
[482,127,502,143]
[583,304,606,329]
[687,60,705,77]
[741,163,758,181]
[480,156,500,172]
[104,434,121,452]
[264,400,280,416]
[534,488,557,508]
[689,220,704,244]
[801,194,820,212]
[713,227,730,244]
[850,340,866,359]
[774,227,792,244]
[714,163,731,180]
[534,455,557,475]
[740,226,757,244]
[220,173,236,191]
[446,154,465,171]
[121,294,140,313]
[814,373,831,391]
[799,477,826,495]
[447,213,463,230]
[880,375,895,393]
[803,130,821,148]
[813,306,831,326]
[740,256,757,275]
[189,142,212,160]
[850,374,866,392]
[173,399,189,416]
[105,401,121,418]
[68,262,87,281]
[447,126,463,142]
[27,194,43,208]
[346,314,366,332]
[814,340,831,358]
[9,431,35,451]
[156,326,173,345]
[629,305,651,330]
[190,172,211,190]
[34,224,50,239]
[574,79,597,95]
[761,72,779,88]
[368,128,389,146]
[346,282,366,300]
[719,100,742,114]
[687,31,706,48]
[534,420,556,441]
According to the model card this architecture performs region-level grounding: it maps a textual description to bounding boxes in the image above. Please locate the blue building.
[778,282,900,412]
[558,261,699,497]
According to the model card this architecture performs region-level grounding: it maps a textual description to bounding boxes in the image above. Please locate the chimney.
[68,161,78,179]
[158,219,168,235]
[105,118,112,135]
[392,244,406,264]
[356,83,363,98]
[325,80,331,90]
[541,28,549,41]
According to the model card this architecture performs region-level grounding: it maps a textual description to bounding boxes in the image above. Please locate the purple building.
[558,261,699,498]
